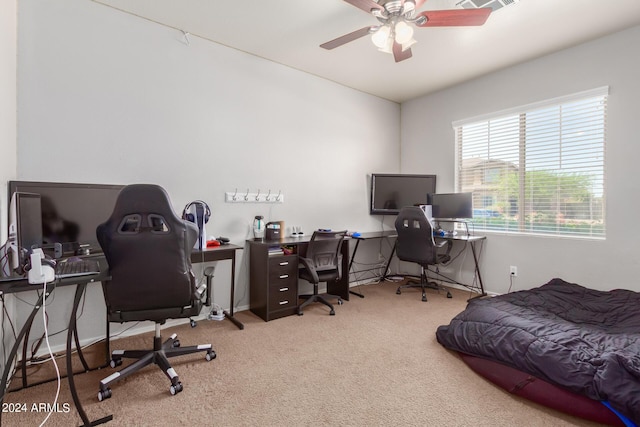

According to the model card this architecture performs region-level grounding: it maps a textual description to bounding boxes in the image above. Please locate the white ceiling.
[93,0,640,103]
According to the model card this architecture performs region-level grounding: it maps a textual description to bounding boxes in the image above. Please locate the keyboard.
[56,259,101,278]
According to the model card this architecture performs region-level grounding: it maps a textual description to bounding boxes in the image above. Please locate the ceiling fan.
[321,0,492,63]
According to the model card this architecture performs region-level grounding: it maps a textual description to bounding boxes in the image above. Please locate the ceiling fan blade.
[320,26,373,50]
[417,8,492,27]
[393,42,412,63]
[342,0,384,14]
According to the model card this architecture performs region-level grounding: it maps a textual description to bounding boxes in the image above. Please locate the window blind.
[454,88,607,238]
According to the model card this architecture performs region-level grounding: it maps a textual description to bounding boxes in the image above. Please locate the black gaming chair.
[394,206,452,302]
[297,230,347,316]
[96,184,215,401]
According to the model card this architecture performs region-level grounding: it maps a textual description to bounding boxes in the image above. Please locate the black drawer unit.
[249,245,299,321]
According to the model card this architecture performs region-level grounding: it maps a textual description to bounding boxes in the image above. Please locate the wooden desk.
[191,244,244,330]
[247,236,350,322]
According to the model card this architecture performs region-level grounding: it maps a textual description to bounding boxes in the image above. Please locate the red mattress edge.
[457,352,625,427]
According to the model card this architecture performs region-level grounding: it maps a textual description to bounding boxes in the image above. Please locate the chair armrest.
[434,239,448,248]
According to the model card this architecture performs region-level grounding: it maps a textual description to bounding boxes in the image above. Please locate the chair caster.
[396,288,401,295]
[205,350,216,361]
[170,382,183,395]
[98,388,112,401]
[297,308,304,316]
[329,309,335,315]
[422,294,428,302]
[337,299,343,305]
[447,291,452,299]
[109,358,122,368]
[172,339,181,348]
[190,319,197,327]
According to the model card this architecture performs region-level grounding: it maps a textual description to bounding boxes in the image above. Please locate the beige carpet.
[3,281,608,426]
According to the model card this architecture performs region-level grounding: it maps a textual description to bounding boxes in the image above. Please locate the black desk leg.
[0,286,51,425]
[469,242,487,297]
[223,257,244,330]
[206,260,244,330]
[348,239,365,299]
[382,242,396,280]
[67,283,113,426]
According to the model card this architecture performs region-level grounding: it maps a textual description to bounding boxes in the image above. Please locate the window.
[454,87,607,238]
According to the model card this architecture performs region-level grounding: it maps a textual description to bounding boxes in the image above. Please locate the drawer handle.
[279,300,289,305]
[279,261,289,266]
[279,287,289,292]
[279,274,289,279]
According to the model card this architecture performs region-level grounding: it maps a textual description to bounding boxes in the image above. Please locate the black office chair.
[298,230,347,316]
[394,206,453,302]
[95,184,215,401]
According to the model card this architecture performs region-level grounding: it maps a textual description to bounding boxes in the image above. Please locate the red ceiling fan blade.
[417,8,492,27]
[393,42,412,63]
[320,26,373,50]
[342,0,384,14]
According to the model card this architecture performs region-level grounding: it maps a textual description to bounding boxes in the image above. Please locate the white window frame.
[453,87,608,239]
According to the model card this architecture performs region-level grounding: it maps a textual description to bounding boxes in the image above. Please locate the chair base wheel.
[329,309,335,315]
[98,388,112,401]
[447,291,453,298]
[205,350,216,361]
[170,382,183,395]
[396,288,401,295]
[109,358,122,368]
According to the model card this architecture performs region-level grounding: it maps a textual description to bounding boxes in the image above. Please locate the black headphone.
[182,200,211,224]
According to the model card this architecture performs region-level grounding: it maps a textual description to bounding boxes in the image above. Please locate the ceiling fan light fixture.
[394,21,414,44]
[401,38,417,52]
[371,25,391,48]
[378,36,394,54]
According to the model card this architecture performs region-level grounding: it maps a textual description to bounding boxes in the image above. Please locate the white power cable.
[38,279,60,427]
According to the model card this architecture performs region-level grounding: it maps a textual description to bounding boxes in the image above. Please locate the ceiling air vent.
[456,0,519,12]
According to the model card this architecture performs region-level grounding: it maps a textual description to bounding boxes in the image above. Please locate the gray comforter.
[436,278,640,424]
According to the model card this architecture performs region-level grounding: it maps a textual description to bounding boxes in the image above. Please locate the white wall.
[1,0,17,374]
[1,0,17,241]
[401,25,640,294]
[14,0,400,348]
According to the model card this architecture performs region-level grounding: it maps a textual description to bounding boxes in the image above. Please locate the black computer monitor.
[429,192,473,220]
[8,181,124,257]
[370,174,437,215]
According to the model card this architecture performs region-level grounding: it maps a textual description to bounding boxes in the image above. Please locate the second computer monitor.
[429,192,473,220]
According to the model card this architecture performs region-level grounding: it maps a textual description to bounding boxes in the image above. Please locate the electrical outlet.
[510,266,518,277]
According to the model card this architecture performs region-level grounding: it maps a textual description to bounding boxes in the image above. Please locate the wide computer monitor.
[7,181,124,257]
[429,192,473,220]
[370,173,437,215]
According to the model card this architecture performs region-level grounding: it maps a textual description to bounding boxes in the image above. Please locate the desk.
[389,233,487,297]
[348,230,397,298]
[247,236,350,322]
[191,244,243,330]
[0,264,113,426]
